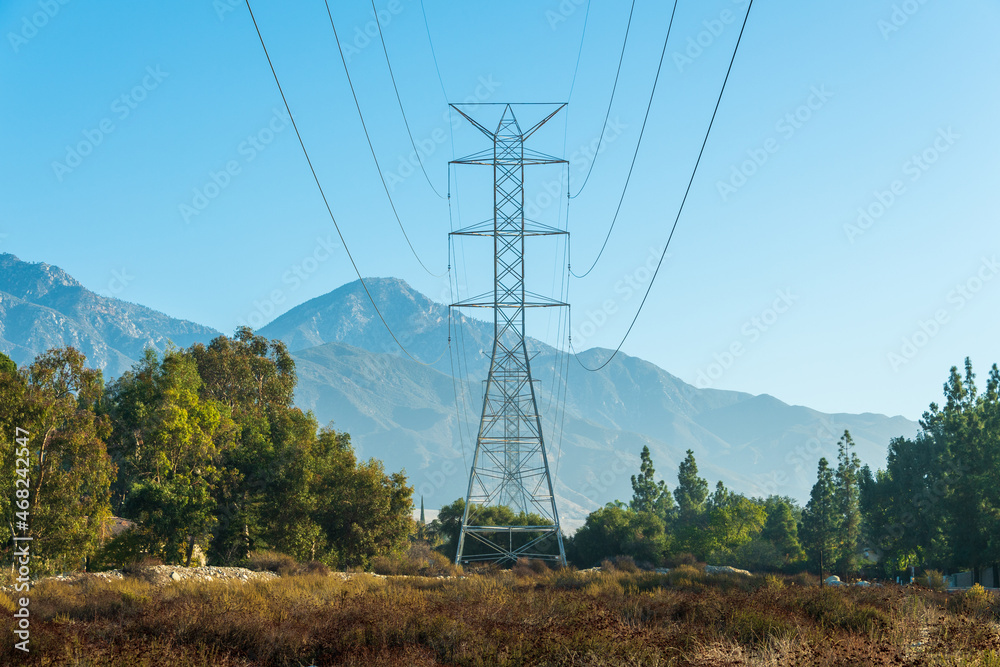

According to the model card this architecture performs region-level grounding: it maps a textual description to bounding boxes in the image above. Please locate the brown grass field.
[3,564,1000,666]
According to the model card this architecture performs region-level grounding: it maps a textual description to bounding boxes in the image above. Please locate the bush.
[121,556,164,577]
[920,569,946,592]
[601,556,639,573]
[245,550,298,576]
[664,552,698,568]
[371,542,460,577]
[513,558,550,577]
[725,607,795,648]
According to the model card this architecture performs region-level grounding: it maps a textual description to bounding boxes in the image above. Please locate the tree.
[673,449,710,556]
[801,457,840,585]
[704,483,767,561]
[629,446,674,520]
[431,498,555,564]
[106,348,237,565]
[760,496,805,566]
[307,429,413,568]
[571,503,667,567]
[674,449,709,513]
[834,430,862,580]
[187,328,301,562]
[21,348,115,573]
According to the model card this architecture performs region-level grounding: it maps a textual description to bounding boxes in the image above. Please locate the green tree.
[673,449,709,556]
[760,496,805,565]
[629,445,674,520]
[307,429,413,568]
[834,430,862,580]
[705,483,767,561]
[187,328,300,562]
[107,349,237,564]
[571,503,667,567]
[0,353,29,557]
[431,498,556,564]
[801,457,840,585]
[21,348,115,573]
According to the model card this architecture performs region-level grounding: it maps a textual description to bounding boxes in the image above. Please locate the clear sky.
[2,0,997,421]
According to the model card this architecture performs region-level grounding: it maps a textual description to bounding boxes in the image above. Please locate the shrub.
[725,607,795,648]
[513,558,550,578]
[919,569,947,592]
[664,552,698,568]
[371,543,460,577]
[601,556,638,573]
[245,550,298,576]
[799,588,890,634]
[121,555,164,577]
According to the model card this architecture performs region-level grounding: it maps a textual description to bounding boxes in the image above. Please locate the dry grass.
[2,568,999,666]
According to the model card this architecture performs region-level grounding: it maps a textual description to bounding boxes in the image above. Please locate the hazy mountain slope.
[0,258,922,529]
[0,254,219,375]
[274,281,921,527]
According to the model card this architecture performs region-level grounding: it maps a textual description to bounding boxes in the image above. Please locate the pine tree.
[673,449,708,515]
[835,430,862,580]
[761,497,805,564]
[801,457,840,585]
[673,449,710,557]
[630,446,674,520]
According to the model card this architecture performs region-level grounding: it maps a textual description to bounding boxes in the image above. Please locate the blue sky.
[1,0,998,421]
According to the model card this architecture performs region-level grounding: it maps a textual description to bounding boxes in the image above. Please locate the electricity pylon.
[450,103,568,566]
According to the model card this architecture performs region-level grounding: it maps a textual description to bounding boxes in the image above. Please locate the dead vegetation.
[2,564,999,666]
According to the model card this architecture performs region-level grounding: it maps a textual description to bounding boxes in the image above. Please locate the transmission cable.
[322,0,445,278]
[569,0,635,199]
[420,0,449,101]
[570,0,678,279]
[243,0,444,367]
[369,0,447,200]
[572,0,755,373]
[566,0,592,102]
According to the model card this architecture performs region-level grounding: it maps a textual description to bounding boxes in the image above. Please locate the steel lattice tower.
[450,103,568,566]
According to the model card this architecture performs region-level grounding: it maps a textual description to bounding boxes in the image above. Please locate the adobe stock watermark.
[570,245,666,349]
[8,0,72,54]
[878,0,933,40]
[524,117,629,220]
[215,0,410,63]
[544,0,587,31]
[578,452,634,503]
[695,288,797,389]
[782,415,840,480]
[98,267,134,297]
[716,85,833,202]
[746,416,842,498]
[386,75,502,192]
[179,107,290,224]
[51,66,169,182]
[843,126,959,243]
[673,0,750,73]
[237,235,340,329]
[887,255,998,372]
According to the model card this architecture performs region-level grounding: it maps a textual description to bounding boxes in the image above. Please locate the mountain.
[0,253,219,376]
[265,278,920,528]
[0,258,920,529]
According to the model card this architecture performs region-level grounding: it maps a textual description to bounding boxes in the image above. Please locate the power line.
[369,0,447,200]
[322,0,446,278]
[419,0,449,101]
[566,0,592,102]
[570,0,679,279]
[572,0,755,373]
[569,0,635,199]
[243,0,441,367]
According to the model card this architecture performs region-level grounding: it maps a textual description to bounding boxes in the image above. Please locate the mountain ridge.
[0,257,920,527]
